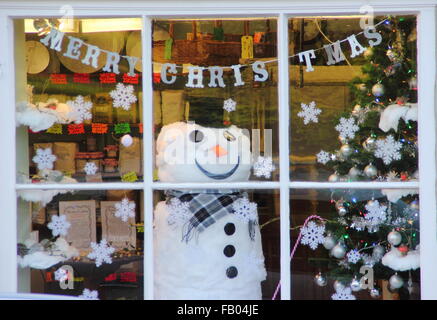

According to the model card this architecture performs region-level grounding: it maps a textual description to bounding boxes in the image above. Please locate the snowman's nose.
[211,144,228,157]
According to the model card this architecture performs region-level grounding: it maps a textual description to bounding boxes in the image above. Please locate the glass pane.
[17,189,144,300]
[289,16,418,182]
[153,189,279,299]
[291,188,420,300]
[15,18,143,184]
[152,18,279,182]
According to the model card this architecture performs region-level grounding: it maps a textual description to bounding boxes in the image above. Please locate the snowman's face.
[156,122,252,182]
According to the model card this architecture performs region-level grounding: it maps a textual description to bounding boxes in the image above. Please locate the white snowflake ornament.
[347,250,362,264]
[110,83,137,110]
[253,156,275,178]
[83,162,98,175]
[79,288,99,300]
[335,117,359,140]
[374,135,402,165]
[232,197,258,222]
[316,150,331,165]
[114,197,136,222]
[365,200,388,225]
[87,239,115,267]
[167,198,192,227]
[32,148,57,171]
[54,267,69,282]
[301,220,325,250]
[66,95,93,124]
[223,98,237,113]
[331,286,356,300]
[47,214,71,237]
[297,101,322,125]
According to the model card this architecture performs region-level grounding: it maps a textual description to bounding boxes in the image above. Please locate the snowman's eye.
[189,130,204,143]
[223,130,236,142]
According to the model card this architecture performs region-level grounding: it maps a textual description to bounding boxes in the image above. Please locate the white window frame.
[0,0,436,300]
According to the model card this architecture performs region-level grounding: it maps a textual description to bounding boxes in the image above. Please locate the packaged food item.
[118,137,142,176]
[103,158,118,173]
[53,142,78,174]
[104,145,118,158]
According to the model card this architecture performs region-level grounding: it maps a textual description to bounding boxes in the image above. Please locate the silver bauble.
[314,273,328,287]
[357,83,367,92]
[364,163,378,178]
[352,104,362,115]
[348,166,361,178]
[333,280,345,292]
[369,287,381,299]
[350,278,362,292]
[363,47,373,59]
[323,236,337,250]
[328,173,340,182]
[389,274,404,289]
[337,206,348,217]
[387,231,402,246]
[331,243,347,259]
[363,136,377,152]
[340,144,353,158]
[373,245,385,257]
[372,83,385,97]
[408,76,417,90]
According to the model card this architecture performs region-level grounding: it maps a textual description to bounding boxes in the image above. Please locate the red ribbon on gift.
[120,272,137,283]
[68,123,85,134]
[92,123,108,134]
[73,73,90,84]
[99,72,117,84]
[123,73,139,84]
[104,273,117,282]
[49,74,67,84]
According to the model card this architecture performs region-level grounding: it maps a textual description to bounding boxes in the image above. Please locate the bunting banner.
[39,19,386,88]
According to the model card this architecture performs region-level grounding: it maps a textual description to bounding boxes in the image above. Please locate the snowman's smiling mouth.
[195,156,240,180]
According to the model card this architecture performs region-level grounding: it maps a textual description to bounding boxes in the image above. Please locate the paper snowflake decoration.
[83,162,98,175]
[223,98,237,112]
[232,197,258,222]
[300,220,325,250]
[374,135,402,165]
[54,267,69,282]
[47,214,71,237]
[335,117,359,140]
[331,286,356,300]
[167,197,192,227]
[364,200,388,225]
[253,156,276,178]
[67,95,93,124]
[79,288,99,300]
[110,83,137,110]
[114,197,136,222]
[297,101,321,125]
[87,239,115,267]
[32,148,57,171]
[346,250,362,264]
[316,150,331,165]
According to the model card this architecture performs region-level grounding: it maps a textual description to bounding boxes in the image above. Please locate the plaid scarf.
[165,189,256,242]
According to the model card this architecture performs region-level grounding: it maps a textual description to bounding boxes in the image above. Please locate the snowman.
[154,121,266,300]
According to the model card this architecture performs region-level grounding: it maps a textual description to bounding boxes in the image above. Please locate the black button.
[223,245,236,257]
[224,223,235,235]
[226,266,238,279]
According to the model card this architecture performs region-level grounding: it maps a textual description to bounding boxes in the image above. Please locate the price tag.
[114,123,131,134]
[46,123,63,134]
[121,171,138,182]
[67,123,85,134]
[92,123,108,134]
[241,35,254,59]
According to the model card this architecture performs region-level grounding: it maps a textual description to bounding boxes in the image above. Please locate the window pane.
[289,16,418,182]
[16,18,143,184]
[290,188,420,300]
[17,189,144,300]
[153,189,279,299]
[152,18,279,182]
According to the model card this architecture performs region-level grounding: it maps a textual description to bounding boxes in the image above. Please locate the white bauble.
[350,278,362,292]
[370,287,381,299]
[363,136,377,151]
[121,134,134,147]
[373,245,385,257]
[314,273,328,287]
[331,243,347,259]
[387,231,402,246]
[389,274,404,289]
[340,144,353,158]
[364,164,378,178]
[333,280,345,291]
[372,83,385,97]
[328,173,340,182]
[348,166,361,178]
[323,236,336,250]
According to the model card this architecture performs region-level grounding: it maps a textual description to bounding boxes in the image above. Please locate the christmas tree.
[308,16,420,300]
